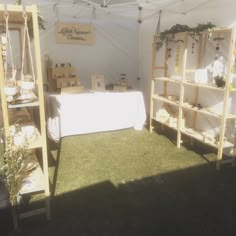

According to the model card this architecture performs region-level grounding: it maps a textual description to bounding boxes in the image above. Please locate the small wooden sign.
[56,22,95,45]
[91,74,105,91]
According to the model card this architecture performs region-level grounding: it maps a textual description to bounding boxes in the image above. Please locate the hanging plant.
[156,22,216,50]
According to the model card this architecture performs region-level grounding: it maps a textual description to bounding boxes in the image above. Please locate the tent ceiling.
[2,1,236,14]
[0,0,235,28]
[86,0,137,5]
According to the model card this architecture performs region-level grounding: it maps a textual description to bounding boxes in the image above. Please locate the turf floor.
[2,127,236,236]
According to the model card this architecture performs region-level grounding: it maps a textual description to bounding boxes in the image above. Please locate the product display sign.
[56,22,95,45]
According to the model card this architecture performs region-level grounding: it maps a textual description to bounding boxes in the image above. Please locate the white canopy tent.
[0,0,236,105]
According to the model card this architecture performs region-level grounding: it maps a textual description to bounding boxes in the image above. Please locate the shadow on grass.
[152,124,222,167]
[48,139,62,198]
[17,163,236,236]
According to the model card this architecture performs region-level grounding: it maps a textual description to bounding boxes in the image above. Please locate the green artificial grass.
[1,127,236,236]
[50,128,212,195]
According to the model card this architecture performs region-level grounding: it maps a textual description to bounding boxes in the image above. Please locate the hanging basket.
[21,74,35,90]
[4,86,17,96]
[4,79,18,96]
[21,81,35,90]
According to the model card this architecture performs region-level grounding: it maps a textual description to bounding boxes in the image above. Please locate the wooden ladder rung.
[19,208,46,219]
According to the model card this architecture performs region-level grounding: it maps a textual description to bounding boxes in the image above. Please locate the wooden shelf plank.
[49,66,75,76]
[19,208,46,219]
[19,162,44,195]
[152,95,180,107]
[184,81,225,91]
[181,128,234,149]
[181,103,232,119]
[8,100,39,109]
[8,92,39,108]
[153,77,181,84]
[152,117,178,130]
[153,77,236,92]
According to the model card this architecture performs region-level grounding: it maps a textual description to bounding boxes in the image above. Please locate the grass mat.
[52,128,207,194]
[1,128,236,235]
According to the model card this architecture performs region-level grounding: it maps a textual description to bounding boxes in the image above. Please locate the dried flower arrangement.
[0,125,33,206]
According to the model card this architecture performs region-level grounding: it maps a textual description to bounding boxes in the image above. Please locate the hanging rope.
[138,6,142,23]
[4,8,16,85]
[90,6,96,25]
[155,9,162,34]
[21,9,36,83]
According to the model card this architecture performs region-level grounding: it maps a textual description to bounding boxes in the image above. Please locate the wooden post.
[192,34,202,132]
[149,80,154,132]
[149,35,158,132]
[177,32,188,148]
[0,46,10,135]
[31,4,51,218]
[216,26,236,170]
[163,37,169,96]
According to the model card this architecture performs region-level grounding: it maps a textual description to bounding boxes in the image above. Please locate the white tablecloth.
[47,91,146,142]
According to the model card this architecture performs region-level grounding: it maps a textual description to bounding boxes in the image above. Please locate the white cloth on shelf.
[194,68,208,84]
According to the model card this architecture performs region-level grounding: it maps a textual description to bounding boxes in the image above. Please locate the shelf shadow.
[19,163,236,236]
[48,138,62,198]
[151,122,228,167]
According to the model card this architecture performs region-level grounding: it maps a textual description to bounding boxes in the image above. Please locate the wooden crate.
[47,66,79,92]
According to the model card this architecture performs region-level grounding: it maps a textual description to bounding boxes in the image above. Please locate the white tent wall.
[39,3,140,89]
[1,0,140,90]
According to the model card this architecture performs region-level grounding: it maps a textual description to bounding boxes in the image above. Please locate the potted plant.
[214,75,225,88]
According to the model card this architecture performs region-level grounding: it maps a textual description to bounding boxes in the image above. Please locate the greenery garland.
[157,23,216,50]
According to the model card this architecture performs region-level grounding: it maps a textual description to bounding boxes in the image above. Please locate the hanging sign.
[55,22,95,45]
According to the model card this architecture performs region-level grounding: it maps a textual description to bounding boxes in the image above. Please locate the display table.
[47,91,146,142]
